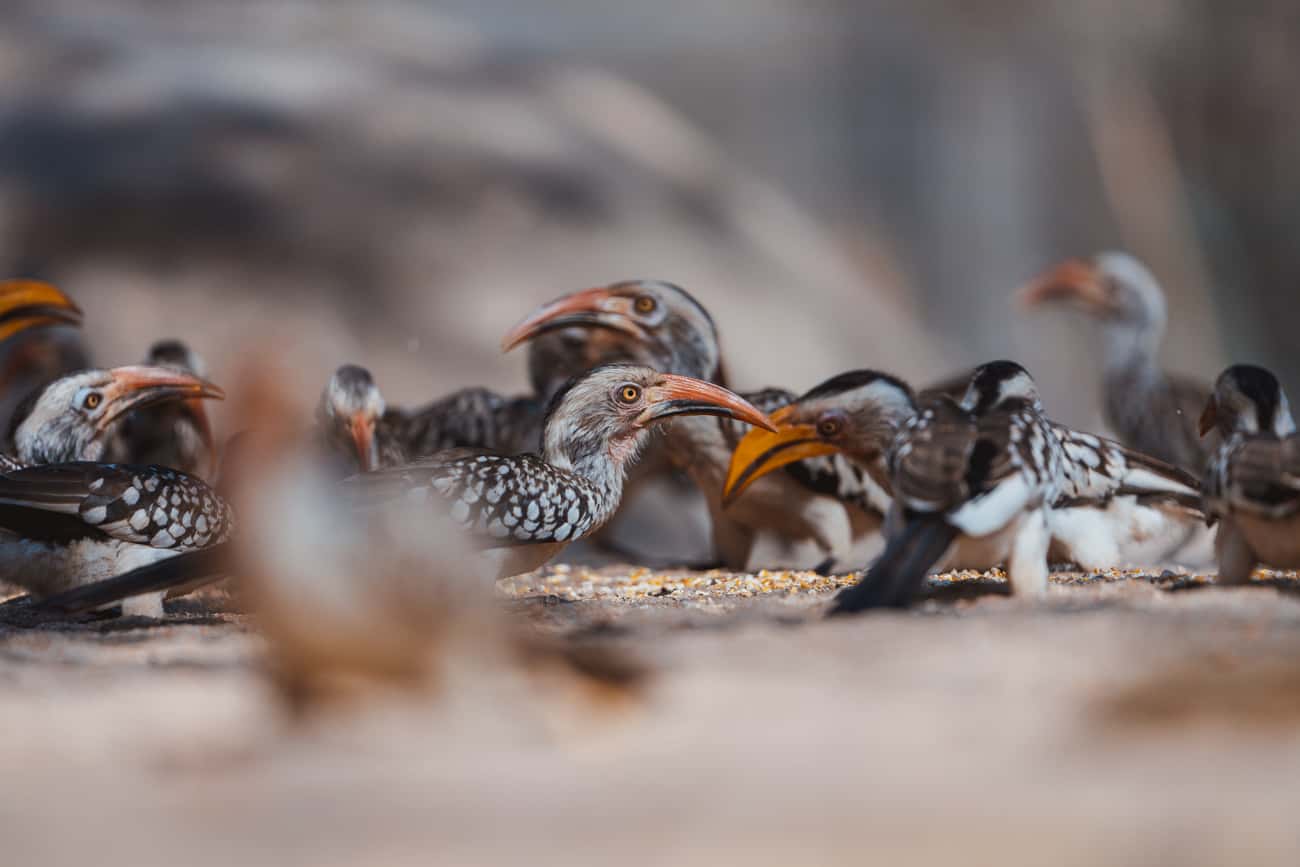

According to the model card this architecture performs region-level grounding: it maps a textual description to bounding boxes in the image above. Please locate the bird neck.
[15,421,101,465]
[1101,315,1163,382]
[542,427,639,508]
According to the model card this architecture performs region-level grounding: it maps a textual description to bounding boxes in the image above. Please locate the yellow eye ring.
[634,296,656,314]
[619,385,642,403]
[83,393,102,410]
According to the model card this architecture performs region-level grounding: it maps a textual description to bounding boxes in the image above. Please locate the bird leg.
[1006,510,1051,597]
[1213,519,1257,586]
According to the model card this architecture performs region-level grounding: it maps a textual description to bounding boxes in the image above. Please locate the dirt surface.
[4,567,1300,866]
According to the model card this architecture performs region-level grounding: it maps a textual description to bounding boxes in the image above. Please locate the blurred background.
[1,0,1296,433]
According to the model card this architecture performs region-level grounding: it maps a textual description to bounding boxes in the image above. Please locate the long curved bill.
[348,412,377,472]
[722,405,838,504]
[636,374,776,432]
[501,286,646,352]
[1015,259,1113,312]
[97,365,227,432]
[0,279,83,342]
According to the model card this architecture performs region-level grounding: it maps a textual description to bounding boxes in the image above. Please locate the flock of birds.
[0,252,1296,699]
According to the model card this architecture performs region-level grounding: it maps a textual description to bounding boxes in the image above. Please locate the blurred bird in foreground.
[223,357,650,714]
[1018,252,1214,473]
[1201,365,1300,584]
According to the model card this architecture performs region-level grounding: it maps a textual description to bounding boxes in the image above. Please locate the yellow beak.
[722,405,838,505]
[0,279,83,342]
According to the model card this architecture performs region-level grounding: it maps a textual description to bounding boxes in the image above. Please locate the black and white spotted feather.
[343,450,614,549]
[0,462,233,550]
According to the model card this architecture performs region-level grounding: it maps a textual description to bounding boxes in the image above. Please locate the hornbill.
[0,279,88,444]
[820,361,1065,611]
[104,339,219,479]
[316,364,409,473]
[1018,252,1213,472]
[500,280,881,572]
[725,367,1209,586]
[31,364,773,615]
[0,364,231,616]
[1200,365,1300,584]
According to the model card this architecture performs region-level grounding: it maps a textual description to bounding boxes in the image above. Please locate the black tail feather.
[828,517,957,615]
[32,543,232,617]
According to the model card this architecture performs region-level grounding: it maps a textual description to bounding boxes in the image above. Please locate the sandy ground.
[4,566,1300,866]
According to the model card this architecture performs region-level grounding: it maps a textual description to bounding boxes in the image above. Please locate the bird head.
[1200,364,1296,438]
[144,338,218,477]
[502,280,722,390]
[12,365,225,464]
[960,360,1041,415]
[1017,252,1167,331]
[317,364,387,472]
[542,364,773,477]
[723,370,915,503]
[0,278,83,343]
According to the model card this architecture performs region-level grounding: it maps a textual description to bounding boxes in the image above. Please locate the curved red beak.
[501,286,646,353]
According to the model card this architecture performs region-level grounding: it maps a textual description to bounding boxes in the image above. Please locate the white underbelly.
[0,535,179,599]
[941,519,1021,572]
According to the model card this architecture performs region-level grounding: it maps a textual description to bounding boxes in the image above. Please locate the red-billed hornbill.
[30,364,773,615]
[725,366,1208,591]
[0,364,231,617]
[1200,365,1300,584]
[316,364,409,473]
[1018,252,1213,472]
[500,280,880,572]
[103,339,219,479]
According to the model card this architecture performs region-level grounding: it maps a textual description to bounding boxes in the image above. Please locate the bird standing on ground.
[501,280,881,572]
[824,361,1063,612]
[1200,365,1300,584]
[0,365,230,616]
[1018,252,1213,472]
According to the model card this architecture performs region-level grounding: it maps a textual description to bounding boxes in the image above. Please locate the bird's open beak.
[348,413,377,472]
[0,279,83,342]
[501,286,648,352]
[96,365,226,432]
[722,405,839,504]
[1198,397,1219,438]
[636,374,776,432]
[1016,259,1116,314]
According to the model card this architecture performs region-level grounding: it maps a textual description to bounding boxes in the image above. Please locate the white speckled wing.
[0,462,234,550]
[342,452,611,548]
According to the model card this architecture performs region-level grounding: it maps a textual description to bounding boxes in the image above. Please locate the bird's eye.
[619,385,642,404]
[634,296,657,315]
[817,417,842,438]
[83,392,102,411]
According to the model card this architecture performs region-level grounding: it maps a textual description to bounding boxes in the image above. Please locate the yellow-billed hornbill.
[500,280,879,572]
[0,279,88,445]
[31,363,773,615]
[726,365,1208,592]
[103,339,218,479]
[822,361,1065,611]
[1200,365,1300,584]
[1019,252,1212,472]
[0,364,231,616]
